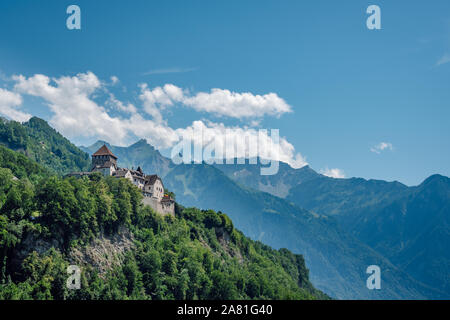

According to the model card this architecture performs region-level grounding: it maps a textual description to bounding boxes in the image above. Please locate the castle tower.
[91,144,118,175]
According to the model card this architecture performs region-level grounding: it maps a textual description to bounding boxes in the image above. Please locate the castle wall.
[142,197,174,216]
[92,166,115,176]
[92,155,117,168]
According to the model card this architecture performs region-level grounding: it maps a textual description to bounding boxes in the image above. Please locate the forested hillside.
[0,117,90,175]
[0,146,325,300]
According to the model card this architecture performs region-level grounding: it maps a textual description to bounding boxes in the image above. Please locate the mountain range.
[80,134,449,299]
[1,117,447,299]
[202,158,450,296]
[287,174,450,295]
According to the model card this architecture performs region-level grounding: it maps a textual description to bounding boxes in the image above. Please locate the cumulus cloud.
[320,167,345,179]
[13,72,130,144]
[139,84,184,124]
[9,71,305,168]
[0,88,31,122]
[182,88,292,118]
[138,84,292,119]
[107,93,137,114]
[173,121,308,168]
[370,142,394,154]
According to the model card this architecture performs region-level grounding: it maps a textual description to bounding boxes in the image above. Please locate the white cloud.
[183,88,292,118]
[138,83,184,124]
[370,142,394,154]
[9,71,306,168]
[320,167,345,179]
[138,84,292,119]
[174,121,308,168]
[122,113,179,149]
[110,76,119,85]
[107,93,137,114]
[0,88,31,122]
[436,53,450,66]
[13,72,130,144]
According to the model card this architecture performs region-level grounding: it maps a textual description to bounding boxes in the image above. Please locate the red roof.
[92,145,117,159]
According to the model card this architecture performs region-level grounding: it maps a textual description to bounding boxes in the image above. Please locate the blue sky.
[0,0,449,185]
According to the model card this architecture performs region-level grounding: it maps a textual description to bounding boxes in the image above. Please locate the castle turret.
[91,144,118,175]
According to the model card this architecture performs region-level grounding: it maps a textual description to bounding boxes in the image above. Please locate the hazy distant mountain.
[213,160,320,198]
[162,163,442,299]
[286,176,410,228]
[351,175,450,294]
[286,174,450,297]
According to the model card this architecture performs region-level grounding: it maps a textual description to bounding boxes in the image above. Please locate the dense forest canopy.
[0,144,325,300]
[0,117,90,175]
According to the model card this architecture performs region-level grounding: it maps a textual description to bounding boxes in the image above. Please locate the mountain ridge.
[286,169,450,296]
[80,138,445,299]
[2,118,448,299]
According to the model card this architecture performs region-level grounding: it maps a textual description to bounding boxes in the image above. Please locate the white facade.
[133,176,145,190]
[144,178,164,201]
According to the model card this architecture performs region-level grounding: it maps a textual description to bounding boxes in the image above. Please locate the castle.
[68,144,174,216]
